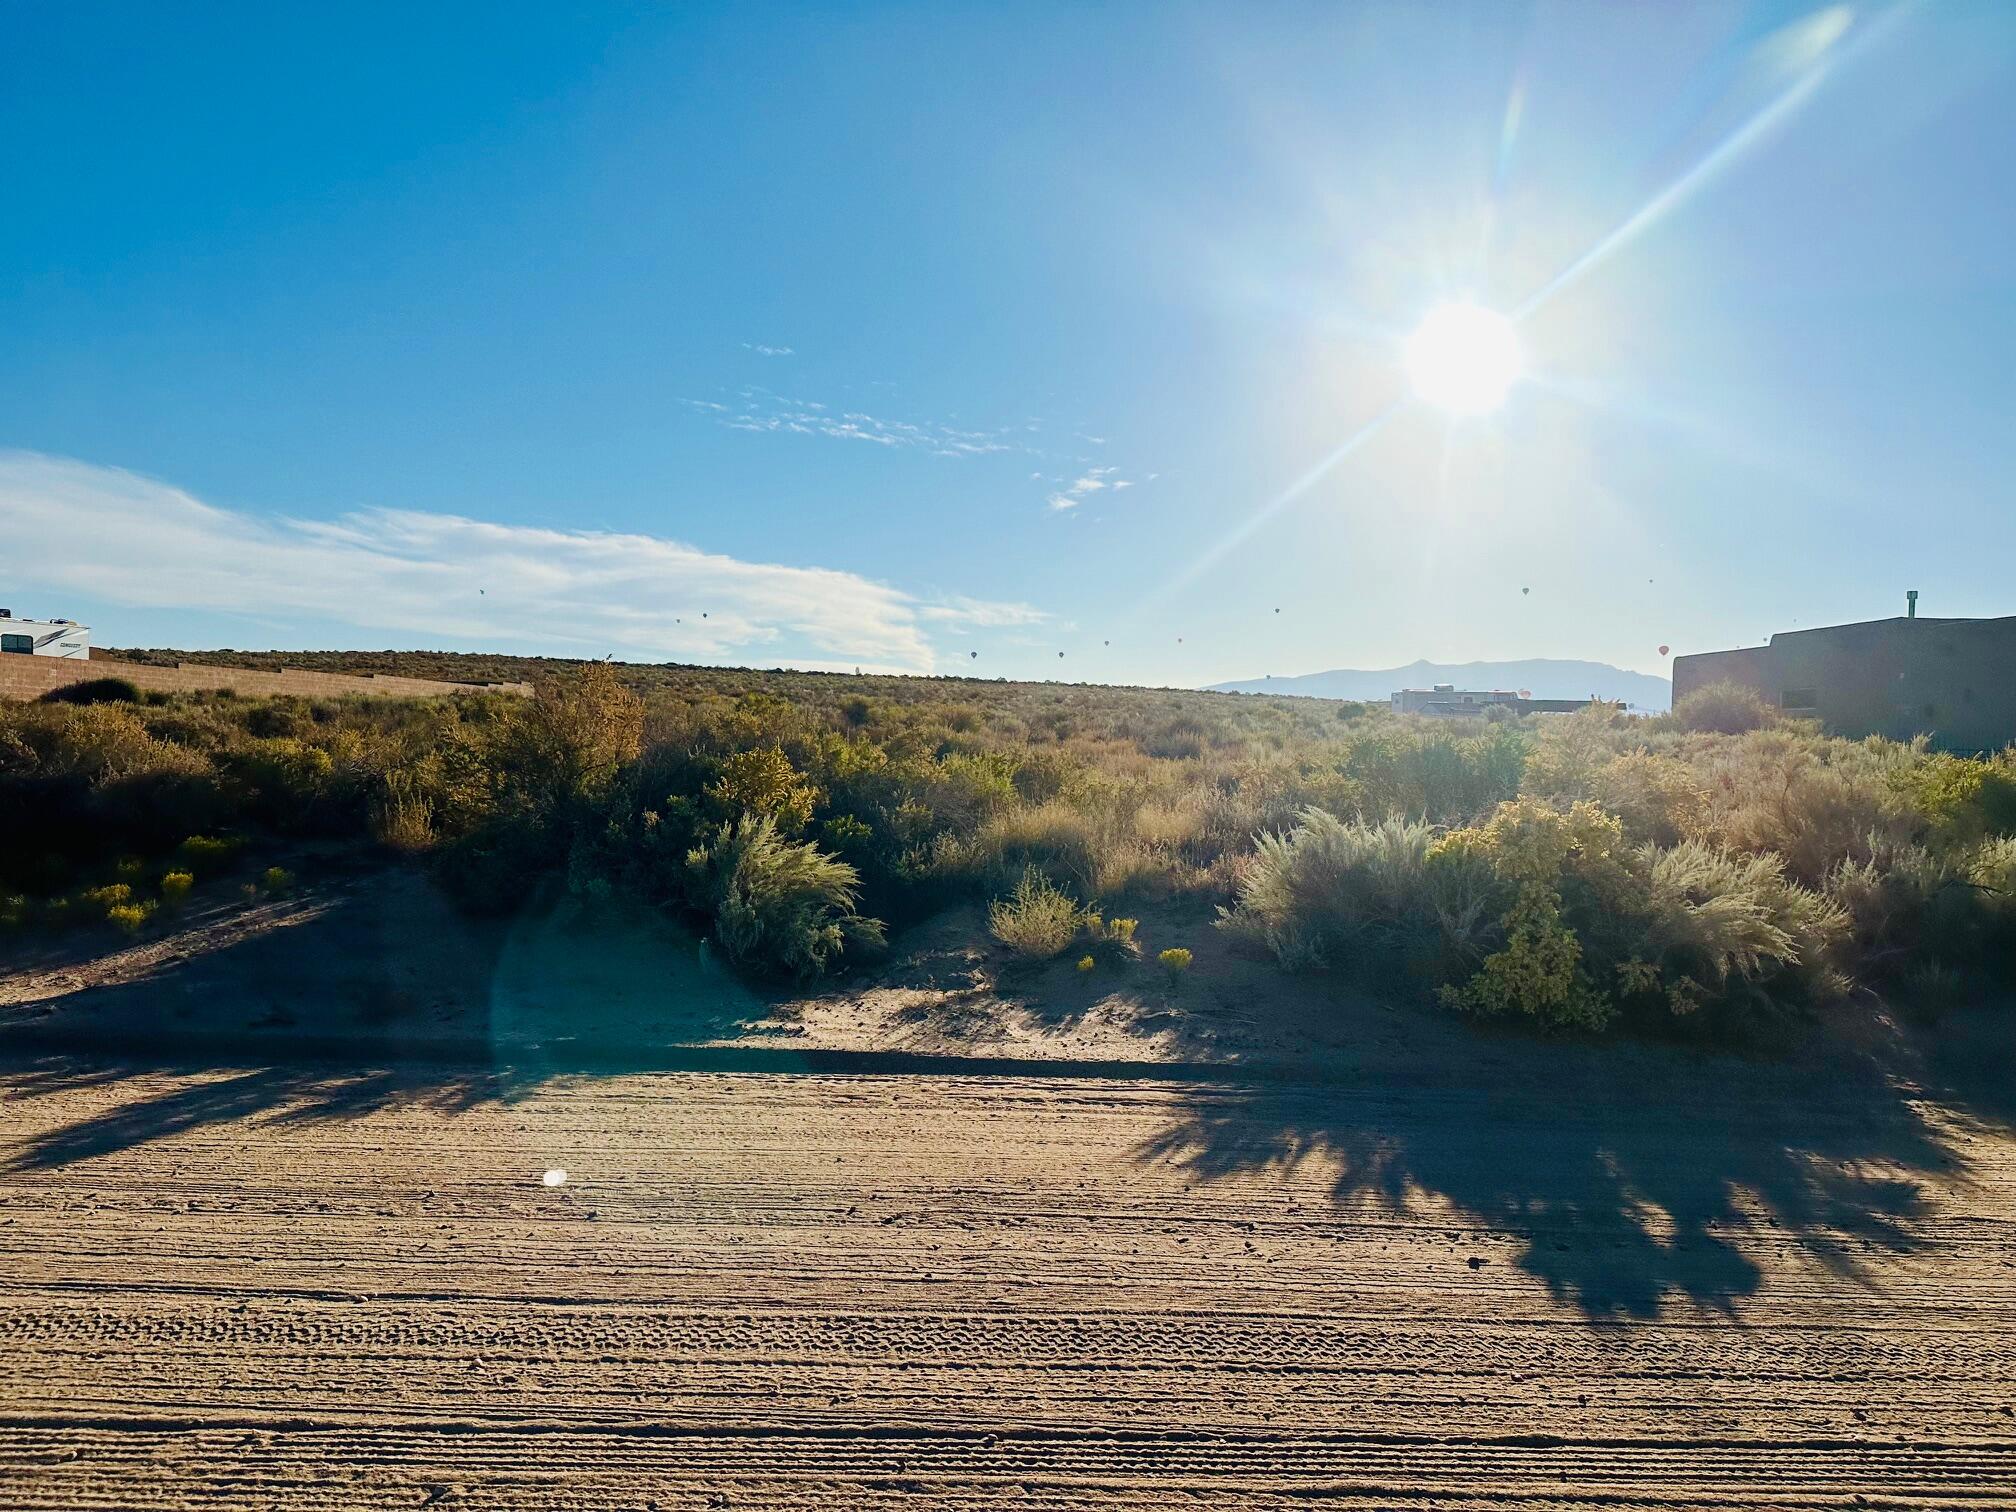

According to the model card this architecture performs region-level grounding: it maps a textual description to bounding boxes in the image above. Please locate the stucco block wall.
[1672,617,2016,752]
[1670,645,1774,705]
[0,655,530,703]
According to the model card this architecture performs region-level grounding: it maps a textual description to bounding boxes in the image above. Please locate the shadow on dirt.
[5,870,2005,1329]
[1,1058,530,1172]
[1133,1029,1974,1321]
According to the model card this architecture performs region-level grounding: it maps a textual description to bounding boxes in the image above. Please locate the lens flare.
[1404,304,1522,414]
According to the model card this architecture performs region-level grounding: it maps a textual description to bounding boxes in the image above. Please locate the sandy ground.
[3,871,2015,1507]
[4,1042,2016,1508]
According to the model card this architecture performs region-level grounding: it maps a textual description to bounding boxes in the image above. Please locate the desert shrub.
[1219,811,1499,981]
[1157,946,1193,979]
[1441,881,1611,1030]
[260,866,294,894]
[988,867,1085,959]
[1890,752,2016,842]
[497,663,645,817]
[10,650,2015,1018]
[1673,680,1777,735]
[707,745,820,832]
[1520,704,1633,800]
[1605,842,1850,1017]
[107,901,154,934]
[1589,752,1708,847]
[40,677,141,706]
[371,771,437,852]
[1431,798,1851,1031]
[158,871,195,908]
[1337,723,1527,821]
[175,835,240,874]
[1430,799,1627,1031]
[1075,909,1143,966]
[1691,731,1914,882]
[78,882,135,920]
[966,800,1115,897]
[684,813,884,979]
[434,812,561,914]
[1827,837,2015,985]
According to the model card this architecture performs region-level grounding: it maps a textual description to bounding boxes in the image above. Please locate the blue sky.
[4,2,2014,687]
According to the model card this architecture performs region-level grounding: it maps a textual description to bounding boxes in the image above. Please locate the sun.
[1403,303,1522,414]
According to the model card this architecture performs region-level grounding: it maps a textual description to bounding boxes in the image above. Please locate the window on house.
[1781,687,1817,709]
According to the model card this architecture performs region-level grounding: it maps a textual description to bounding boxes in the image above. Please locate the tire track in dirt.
[2,1061,2012,1508]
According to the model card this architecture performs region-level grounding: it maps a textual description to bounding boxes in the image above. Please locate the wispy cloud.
[1044,465,1146,511]
[742,343,795,357]
[686,388,1021,458]
[917,596,1050,630]
[0,451,1043,675]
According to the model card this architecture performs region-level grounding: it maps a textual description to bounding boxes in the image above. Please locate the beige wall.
[1670,645,1774,706]
[0,654,530,703]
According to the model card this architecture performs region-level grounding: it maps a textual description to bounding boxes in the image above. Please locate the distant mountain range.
[1208,658,1672,710]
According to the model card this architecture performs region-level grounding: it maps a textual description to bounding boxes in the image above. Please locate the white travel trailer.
[0,610,91,658]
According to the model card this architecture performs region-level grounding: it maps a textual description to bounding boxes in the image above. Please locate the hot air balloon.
[1658,644,1670,657]
[1057,650,1065,658]
[1518,689,1531,699]
[1521,587,1529,596]
[969,650,978,659]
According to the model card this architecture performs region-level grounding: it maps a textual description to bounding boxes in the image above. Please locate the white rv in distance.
[0,610,91,659]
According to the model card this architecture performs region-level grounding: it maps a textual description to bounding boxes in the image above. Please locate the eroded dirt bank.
[3,1049,2013,1509]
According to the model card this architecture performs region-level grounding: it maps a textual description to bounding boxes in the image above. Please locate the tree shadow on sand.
[1,1057,534,1173]
[1134,1038,1962,1321]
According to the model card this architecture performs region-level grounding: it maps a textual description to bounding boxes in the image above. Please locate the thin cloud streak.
[687,389,1020,457]
[0,451,1042,674]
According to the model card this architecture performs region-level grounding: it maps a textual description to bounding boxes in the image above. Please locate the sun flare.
[1404,303,1521,414]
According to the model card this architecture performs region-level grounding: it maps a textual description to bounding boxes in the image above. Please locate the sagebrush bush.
[1672,680,1777,735]
[1220,811,1498,978]
[685,813,885,979]
[988,867,1085,959]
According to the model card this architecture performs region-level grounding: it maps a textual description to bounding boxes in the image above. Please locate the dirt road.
[3,1050,2013,1509]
